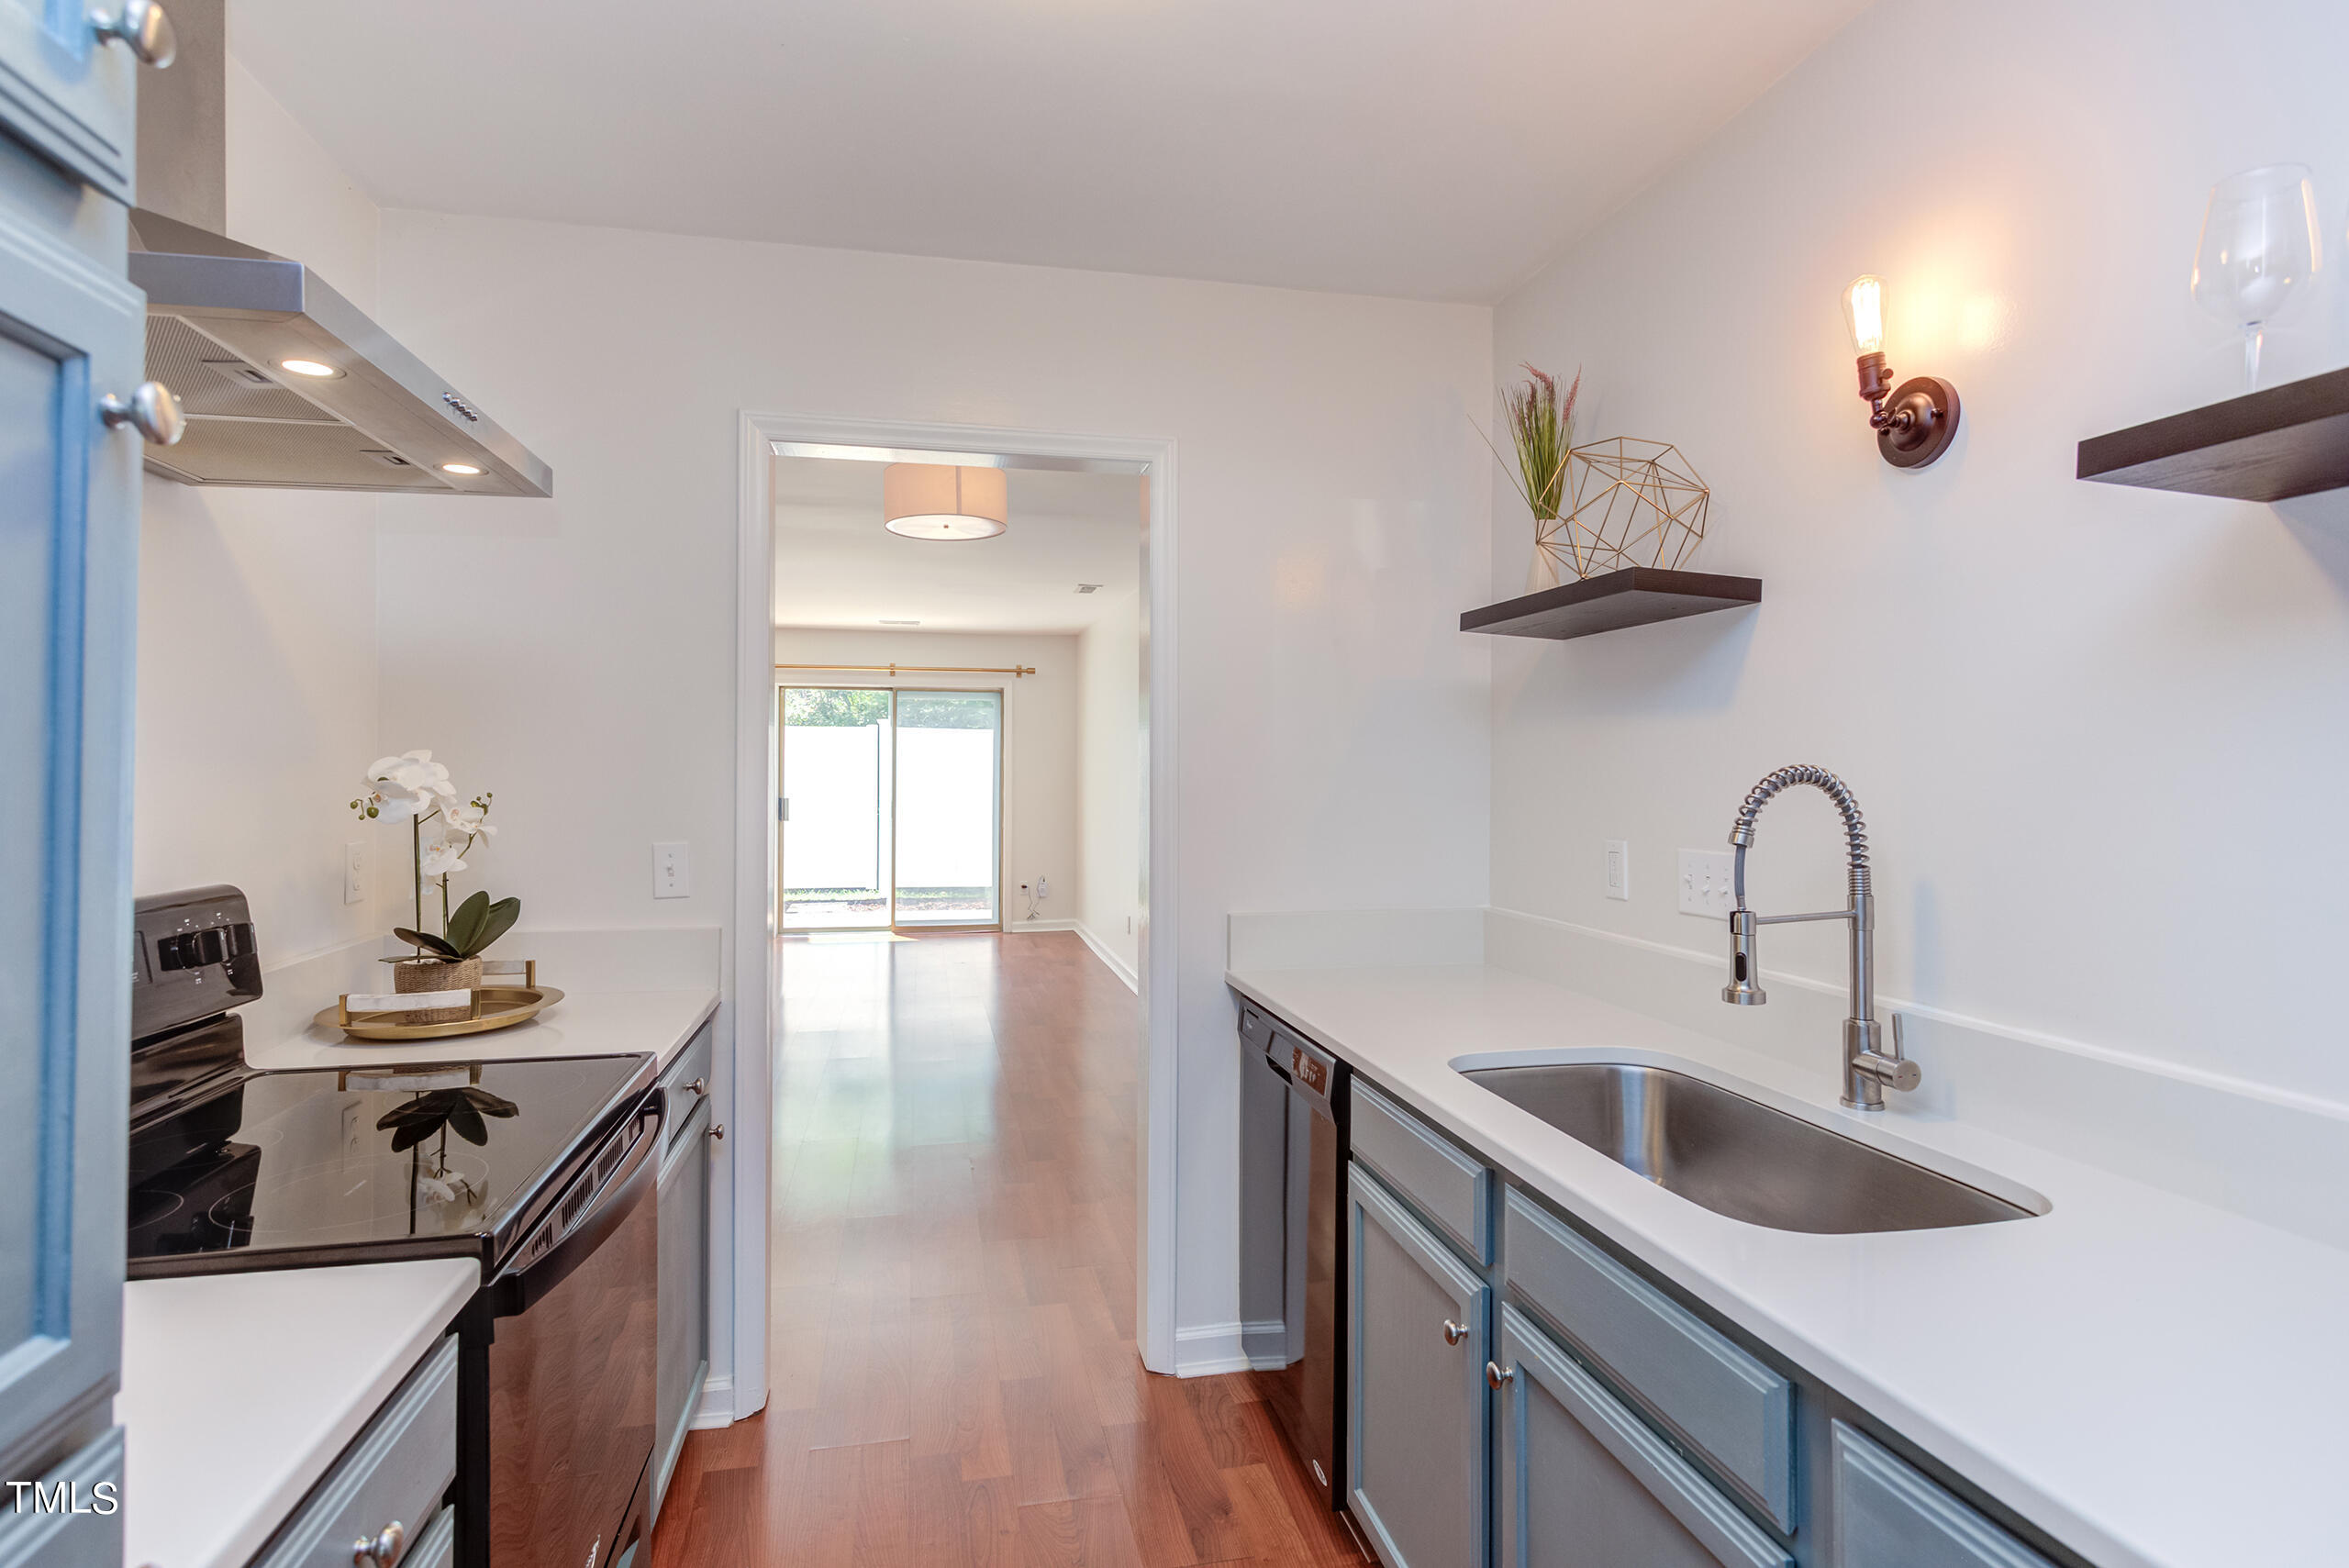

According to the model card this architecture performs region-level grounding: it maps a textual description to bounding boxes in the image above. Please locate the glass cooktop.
[127,1053,653,1276]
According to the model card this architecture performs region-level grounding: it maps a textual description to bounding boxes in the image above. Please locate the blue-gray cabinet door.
[1495,1307,1790,1568]
[1346,1162,1488,1568]
[651,1095,712,1518]
[1831,1423,2053,1568]
[0,153,142,1487]
[0,0,143,204]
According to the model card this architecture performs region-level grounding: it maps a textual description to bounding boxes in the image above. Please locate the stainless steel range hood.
[128,2,551,496]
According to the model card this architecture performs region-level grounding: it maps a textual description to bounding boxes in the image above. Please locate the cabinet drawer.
[1831,1423,2053,1568]
[1352,1079,1492,1264]
[403,1506,457,1568]
[0,1425,122,1568]
[1498,1307,1789,1568]
[1504,1189,1792,1530]
[252,1336,460,1568]
[660,1018,714,1149]
[0,0,138,203]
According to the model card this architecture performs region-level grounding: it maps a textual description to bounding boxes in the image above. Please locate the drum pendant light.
[883,462,1009,539]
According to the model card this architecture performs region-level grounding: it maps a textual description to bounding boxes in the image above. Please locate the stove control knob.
[351,1520,405,1567]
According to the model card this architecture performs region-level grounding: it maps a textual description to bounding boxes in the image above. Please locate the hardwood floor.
[651,931,1368,1567]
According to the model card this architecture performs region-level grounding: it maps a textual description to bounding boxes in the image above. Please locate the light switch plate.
[343,841,366,906]
[653,841,692,899]
[1604,840,1631,901]
[1678,849,1736,918]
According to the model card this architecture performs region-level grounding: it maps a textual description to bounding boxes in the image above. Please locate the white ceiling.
[773,459,1141,633]
[230,0,1872,303]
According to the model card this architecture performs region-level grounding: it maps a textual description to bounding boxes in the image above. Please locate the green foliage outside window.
[783,688,997,729]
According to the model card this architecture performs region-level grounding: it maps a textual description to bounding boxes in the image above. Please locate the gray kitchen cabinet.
[1831,1424,2053,1568]
[651,1059,715,1519]
[1495,1305,1790,1568]
[0,0,146,204]
[250,1337,460,1568]
[0,21,155,1561]
[1346,1162,1489,1568]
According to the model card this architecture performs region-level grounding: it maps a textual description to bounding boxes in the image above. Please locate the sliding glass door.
[779,685,1003,931]
[780,687,893,930]
[892,690,1002,928]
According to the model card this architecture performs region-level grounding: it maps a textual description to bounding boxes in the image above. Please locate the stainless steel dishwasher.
[1242,1002,1350,1507]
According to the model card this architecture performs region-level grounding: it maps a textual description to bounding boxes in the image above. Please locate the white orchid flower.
[358,750,461,820]
[445,801,497,840]
[418,835,470,878]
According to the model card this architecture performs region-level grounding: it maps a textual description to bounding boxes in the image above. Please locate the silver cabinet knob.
[100,382,184,446]
[685,1076,708,1097]
[1486,1362,1513,1391]
[1442,1318,1468,1346]
[351,1520,405,1568]
[91,0,175,65]
[708,1122,725,1141]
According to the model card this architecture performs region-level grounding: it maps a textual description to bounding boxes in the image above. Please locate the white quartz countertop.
[117,1261,477,1568]
[243,987,717,1073]
[1226,962,2349,1568]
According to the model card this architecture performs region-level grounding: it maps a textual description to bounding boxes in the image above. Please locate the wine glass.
[2191,163,2321,392]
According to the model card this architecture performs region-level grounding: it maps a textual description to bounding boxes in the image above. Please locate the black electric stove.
[127,887,654,1281]
[128,887,667,1568]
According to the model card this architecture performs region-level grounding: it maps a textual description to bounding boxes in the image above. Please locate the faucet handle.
[1853,1013,1922,1093]
[1853,1050,1921,1093]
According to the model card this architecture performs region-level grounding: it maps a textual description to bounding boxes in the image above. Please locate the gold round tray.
[316,985,566,1041]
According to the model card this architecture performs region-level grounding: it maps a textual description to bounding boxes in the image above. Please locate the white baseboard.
[1173,1318,1287,1376]
[1008,918,1078,933]
[1075,922,1140,993]
[692,1373,743,1429]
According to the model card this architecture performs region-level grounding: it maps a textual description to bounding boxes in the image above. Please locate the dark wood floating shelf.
[2077,364,2349,502]
[1461,567,1763,641]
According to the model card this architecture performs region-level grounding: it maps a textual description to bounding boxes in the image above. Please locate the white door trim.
[729,411,1179,1417]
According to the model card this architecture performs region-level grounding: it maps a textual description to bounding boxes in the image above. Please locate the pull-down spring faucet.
[1721,764,1920,1110]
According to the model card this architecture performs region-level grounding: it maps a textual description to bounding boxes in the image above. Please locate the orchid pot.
[351,750,522,1023]
[390,956,483,1024]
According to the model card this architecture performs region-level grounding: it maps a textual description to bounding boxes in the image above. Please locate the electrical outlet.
[1604,840,1631,901]
[653,841,692,899]
[343,841,366,906]
[1037,876,1049,899]
[1678,849,1736,918]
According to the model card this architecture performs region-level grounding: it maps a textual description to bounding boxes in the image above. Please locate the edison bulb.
[1842,275,1887,357]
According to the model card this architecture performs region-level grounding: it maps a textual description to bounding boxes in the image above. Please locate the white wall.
[133,60,386,962]
[370,215,1494,1351]
[772,628,1079,928]
[1489,0,2349,1107]
[1077,590,1143,984]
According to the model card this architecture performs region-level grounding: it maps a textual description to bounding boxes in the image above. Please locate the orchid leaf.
[469,897,521,956]
[394,927,462,960]
[447,890,491,954]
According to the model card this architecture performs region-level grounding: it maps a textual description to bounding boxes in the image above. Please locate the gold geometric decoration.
[1531,438,1710,586]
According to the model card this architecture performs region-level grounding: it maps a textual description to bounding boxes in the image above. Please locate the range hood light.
[279,358,342,378]
[440,462,484,475]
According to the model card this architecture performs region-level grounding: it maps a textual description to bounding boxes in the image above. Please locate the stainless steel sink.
[1461,1062,2032,1234]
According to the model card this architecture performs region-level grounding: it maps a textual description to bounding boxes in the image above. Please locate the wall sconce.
[1842,274,1961,468]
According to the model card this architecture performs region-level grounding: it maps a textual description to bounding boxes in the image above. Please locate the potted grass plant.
[351,751,520,1023]
[1478,363,1583,590]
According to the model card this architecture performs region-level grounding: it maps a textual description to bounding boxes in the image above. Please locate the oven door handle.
[491,1094,663,1318]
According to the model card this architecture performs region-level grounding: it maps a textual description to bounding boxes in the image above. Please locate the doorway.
[778,684,1005,931]
[731,412,1180,1434]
